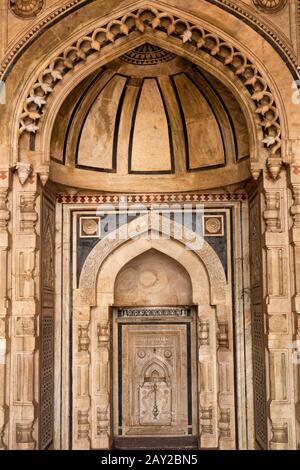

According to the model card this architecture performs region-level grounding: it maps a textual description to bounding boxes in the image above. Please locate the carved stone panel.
[117,322,195,438]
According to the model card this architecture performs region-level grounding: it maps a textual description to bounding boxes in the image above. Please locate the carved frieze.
[118,307,190,318]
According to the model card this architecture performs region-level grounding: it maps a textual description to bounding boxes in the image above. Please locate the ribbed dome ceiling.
[50,44,250,191]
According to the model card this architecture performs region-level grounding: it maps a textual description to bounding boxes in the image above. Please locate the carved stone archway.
[71,213,236,449]
[14,3,287,182]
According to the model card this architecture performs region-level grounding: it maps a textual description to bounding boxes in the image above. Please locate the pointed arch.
[79,213,227,306]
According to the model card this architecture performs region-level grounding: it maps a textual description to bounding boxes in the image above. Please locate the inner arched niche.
[49,43,251,192]
[114,248,193,306]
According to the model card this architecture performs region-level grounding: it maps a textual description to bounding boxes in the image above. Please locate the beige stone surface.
[0,0,299,451]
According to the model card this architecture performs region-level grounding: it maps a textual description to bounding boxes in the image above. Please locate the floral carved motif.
[10,1,44,19]
[18,6,282,175]
[252,0,287,14]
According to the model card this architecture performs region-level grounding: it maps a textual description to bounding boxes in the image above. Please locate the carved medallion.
[204,215,224,236]
[252,0,287,13]
[80,217,99,238]
[10,1,44,18]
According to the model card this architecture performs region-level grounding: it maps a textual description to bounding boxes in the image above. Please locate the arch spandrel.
[79,214,227,306]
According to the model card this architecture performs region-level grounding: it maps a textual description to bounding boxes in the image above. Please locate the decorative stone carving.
[58,192,247,205]
[97,323,109,349]
[291,186,300,229]
[19,193,37,233]
[16,422,35,450]
[97,406,109,437]
[252,0,287,14]
[268,314,288,334]
[14,163,32,185]
[198,320,210,346]
[77,410,89,440]
[15,317,35,337]
[80,217,99,238]
[78,325,89,352]
[200,406,213,434]
[264,191,281,232]
[37,165,49,187]
[270,422,288,449]
[204,216,224,236]
[217,322,229,349]
[10,1,44,19]
[219,409,231,438]
[121,43,176,65]
[0,189,9,233]
[18,6,282,172]
[118,307,190,318]
[80,214,227,305]
[1,0,297,87]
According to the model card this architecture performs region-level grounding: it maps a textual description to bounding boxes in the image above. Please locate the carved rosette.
[10,1,44,19]
[252,0,287,14]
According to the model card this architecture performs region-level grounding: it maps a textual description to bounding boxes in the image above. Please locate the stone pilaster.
[7,168,40,449]
[0,168,10,450]
[262,168,297,449]
[289,162,300,449]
